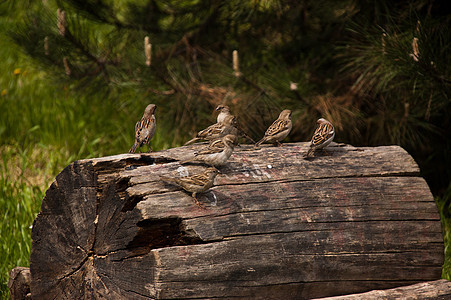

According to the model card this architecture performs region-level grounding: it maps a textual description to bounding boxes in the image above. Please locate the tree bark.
[29,143,444,299]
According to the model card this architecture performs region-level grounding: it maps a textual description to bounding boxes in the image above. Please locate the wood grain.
[27,143,443,299]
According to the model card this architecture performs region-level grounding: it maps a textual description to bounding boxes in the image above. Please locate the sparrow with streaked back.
[160,167,219,207]
[255,109,292,147]
[215,104,255,144]
[305,118,335,157]
[129,104,157,153]
[181,134,237,167]
[184,115,236,145]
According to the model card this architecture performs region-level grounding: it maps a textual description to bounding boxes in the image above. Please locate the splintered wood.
[28,143,444,299]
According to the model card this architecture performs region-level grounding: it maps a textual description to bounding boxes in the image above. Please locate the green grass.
[0,164,43,299]
[436,186,451,281]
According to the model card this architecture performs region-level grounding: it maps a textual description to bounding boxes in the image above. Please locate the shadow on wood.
[25,142,444,299]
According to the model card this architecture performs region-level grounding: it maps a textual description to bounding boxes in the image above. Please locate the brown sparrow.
[215,104,255,144]
[255,109,292,147]
[305,118,335,157]
[181,134,236,167]
[129,104,157,153]
[184,115,236,145]
[160,167,219,207]
[216,104,231,123]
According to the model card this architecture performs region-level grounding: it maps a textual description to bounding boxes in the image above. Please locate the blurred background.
[0,0,450,297]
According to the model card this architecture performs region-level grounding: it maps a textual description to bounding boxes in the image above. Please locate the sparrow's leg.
[321,148,332,156]
[191,193,205,208]
[275,141,283,147]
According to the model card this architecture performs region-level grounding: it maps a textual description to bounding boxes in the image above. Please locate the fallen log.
[314,279,451,299]
[27,142,443,299]
[8,267,31,300]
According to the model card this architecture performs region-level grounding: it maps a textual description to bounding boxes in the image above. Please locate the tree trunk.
[29,143,444,299]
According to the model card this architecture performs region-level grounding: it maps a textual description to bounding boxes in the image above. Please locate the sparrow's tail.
[243,134,256,144]
[304,147,314,158]
[255,137,266,147]
[129,141,139,153]
[238,129,255,144]
[159,176,177,184]
[179,157,196,164]
[184,137,200,146]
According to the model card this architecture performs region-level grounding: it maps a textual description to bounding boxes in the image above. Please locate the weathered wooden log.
[8,267,31,300]
[314,279,451,299]
[29,142,444,299]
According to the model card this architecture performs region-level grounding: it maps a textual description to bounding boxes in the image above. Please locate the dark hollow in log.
[29,142,444,299]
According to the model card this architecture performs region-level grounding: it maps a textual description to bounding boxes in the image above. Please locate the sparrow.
[129,104,157,153]
[160,167,219,207]
[181,134,237,167]
[184,115,236,145]
[216,104,255,144]
[305,118,335,157]
[255,109,292,147]
[216,104,231,124]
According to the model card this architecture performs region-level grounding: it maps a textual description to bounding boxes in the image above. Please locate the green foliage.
[8,0,363,143]
[337,11,451,193]
[436,185,451,280]
[339,16,450,146]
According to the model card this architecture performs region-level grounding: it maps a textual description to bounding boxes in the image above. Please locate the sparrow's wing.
[135,117,152,139]
[183,173,209,186]
[142,118,155,144]
[134,120,141,139]
[196,140,225,155]
[265,119,289,136]
[198,123,226,138]
[311,122,335,146]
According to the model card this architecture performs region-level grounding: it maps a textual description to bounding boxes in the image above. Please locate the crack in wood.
[57,255,90,282]
[217,224,443,241]
[125,174,422,199]
[183,202,438,222]
[216,172,422,187]
[123,288,154,299]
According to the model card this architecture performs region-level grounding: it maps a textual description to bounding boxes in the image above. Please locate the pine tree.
[9,0,451,198]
